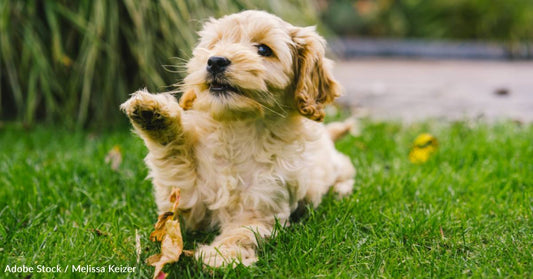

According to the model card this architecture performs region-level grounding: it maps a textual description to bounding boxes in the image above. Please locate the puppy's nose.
[207,56,231,74]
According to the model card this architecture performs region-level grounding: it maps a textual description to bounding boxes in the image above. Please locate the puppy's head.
[183,10,340,121]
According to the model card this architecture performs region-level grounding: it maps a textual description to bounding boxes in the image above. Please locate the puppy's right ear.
[179,89,196,110]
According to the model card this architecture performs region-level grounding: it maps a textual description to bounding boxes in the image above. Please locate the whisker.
[162,65,189,74]
[254,90,289,115]
[257,102,287,118]
[234,87,288,118]
[169,56,190,63]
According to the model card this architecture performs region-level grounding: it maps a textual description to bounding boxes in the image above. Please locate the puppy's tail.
[326,117,359,142]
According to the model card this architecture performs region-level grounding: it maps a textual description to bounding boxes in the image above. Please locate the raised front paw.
[120,89,179,131]
[195,244,257,268]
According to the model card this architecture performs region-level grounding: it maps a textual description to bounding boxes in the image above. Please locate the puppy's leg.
[304,150,355,205]
[121,89,183,146]
[195,217,275,268]
[331,152,355,197]
[121,90,198,215]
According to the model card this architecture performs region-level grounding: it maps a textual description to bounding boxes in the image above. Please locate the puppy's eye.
[256,44,273,57]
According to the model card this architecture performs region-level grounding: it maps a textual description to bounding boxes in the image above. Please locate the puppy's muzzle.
[207,56,231,74]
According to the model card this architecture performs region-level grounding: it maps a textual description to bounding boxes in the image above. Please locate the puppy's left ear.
[179,89,196,110]
[291,26,341,121]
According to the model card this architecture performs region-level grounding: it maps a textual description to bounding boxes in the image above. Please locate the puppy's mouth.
[209,81,238,95]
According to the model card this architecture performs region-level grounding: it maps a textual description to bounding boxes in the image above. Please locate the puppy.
[121,10,355,267]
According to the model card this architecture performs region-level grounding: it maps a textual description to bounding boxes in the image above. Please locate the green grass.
[1,120,532,278]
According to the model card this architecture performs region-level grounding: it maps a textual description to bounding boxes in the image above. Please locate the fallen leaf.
[148,219,184,277]
[105,145,122,171]
[409,133,438,164]
[147,188,192,279]
[170,189,180,207]
[150,212,174,242]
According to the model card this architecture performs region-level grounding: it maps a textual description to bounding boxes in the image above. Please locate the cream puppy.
[121,10,355,268]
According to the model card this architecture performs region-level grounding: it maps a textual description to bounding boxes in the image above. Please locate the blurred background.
[1,0,532,129]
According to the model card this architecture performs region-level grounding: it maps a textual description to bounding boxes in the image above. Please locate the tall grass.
[0,0,318,128]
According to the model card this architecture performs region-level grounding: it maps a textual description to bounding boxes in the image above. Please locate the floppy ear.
[179,89,196,110]
[291,26,341,121]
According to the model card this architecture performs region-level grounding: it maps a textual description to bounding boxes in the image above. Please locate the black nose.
[207,56,231,74]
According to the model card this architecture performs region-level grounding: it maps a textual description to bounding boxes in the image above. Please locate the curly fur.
[121,10,355,268]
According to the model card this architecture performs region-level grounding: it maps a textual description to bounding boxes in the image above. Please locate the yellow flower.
[409,133,438,164]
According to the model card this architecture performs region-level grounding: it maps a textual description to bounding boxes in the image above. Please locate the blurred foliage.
[319,0,533,41]
[0,0,318,128]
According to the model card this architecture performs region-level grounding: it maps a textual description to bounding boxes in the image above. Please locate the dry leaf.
[148,219,184,278]
[150,212,174,242]
[147,188,192,279]
[105,145,122,171]
[170,189,180,210]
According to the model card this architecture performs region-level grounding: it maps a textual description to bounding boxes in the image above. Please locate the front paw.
[195,244,257,268]
[120,90,177,130]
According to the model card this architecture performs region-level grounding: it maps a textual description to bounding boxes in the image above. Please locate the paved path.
[333,59,533,122]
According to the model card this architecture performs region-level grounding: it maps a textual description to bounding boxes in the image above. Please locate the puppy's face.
[183,10,340,121]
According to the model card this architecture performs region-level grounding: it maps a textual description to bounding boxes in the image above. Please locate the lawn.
[1,120,531,278]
